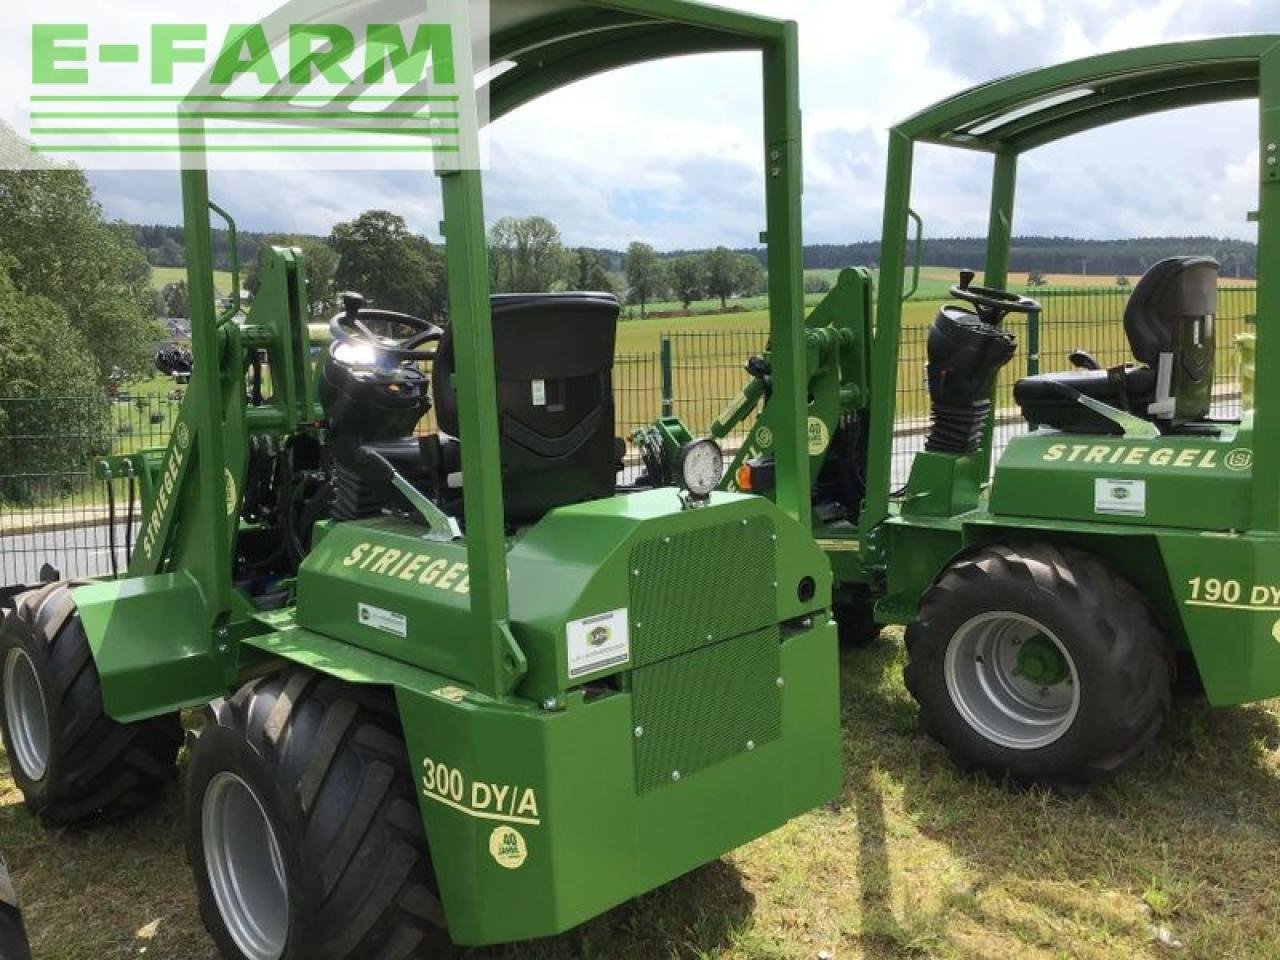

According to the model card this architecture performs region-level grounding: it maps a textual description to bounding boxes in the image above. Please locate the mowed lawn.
[4,636,1280,959]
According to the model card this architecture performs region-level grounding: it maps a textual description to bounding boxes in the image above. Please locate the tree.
[626,242,663,317]
[162,281,189,319]
[704,247,740,310]
[0,170,162,387]
[736,254,767,298]
[329,211,446,317]
[669,256,705,310]
[0,257,108,501]
[575,248,614,294]
[488,216,567,293]
[804,275,832,295]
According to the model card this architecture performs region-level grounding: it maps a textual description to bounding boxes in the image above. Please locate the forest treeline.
[130,224,1258,280]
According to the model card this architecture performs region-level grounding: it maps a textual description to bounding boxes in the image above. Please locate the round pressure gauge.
[678,439,725,498]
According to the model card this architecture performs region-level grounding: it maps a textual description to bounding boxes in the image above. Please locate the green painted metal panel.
[295,518,477,682]
[508,489,830,701]
[629,515,776,664]
[991,431,1254,531]
[863,130,915,534]
[295,492,830,704]
[1251,45,1280,530]
[895,37,1279,152]
[392,621,839,946]
[1154,532,1280,705]
[73,574,227,722]
[901,452,984,520]
[762,21,812,530]
[632,626,782,792]
[438,169,516,699]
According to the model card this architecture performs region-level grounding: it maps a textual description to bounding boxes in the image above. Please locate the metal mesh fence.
[888,286,1255,486]
[0,284,1257,590]
[662,330,768,450]
[0,394,180,589]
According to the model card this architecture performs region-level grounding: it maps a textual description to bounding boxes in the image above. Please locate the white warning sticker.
[1095,478,1147,517]
[358,602,408,638]
[566,608,631,678]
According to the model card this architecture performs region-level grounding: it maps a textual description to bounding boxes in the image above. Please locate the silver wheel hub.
[3,648,51,781]
[202,771,290,960]
[943,611,1080,750]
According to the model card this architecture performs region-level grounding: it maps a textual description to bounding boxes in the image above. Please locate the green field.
[615,284,1256,434]
[4,638,1279,959]
[150,266,235,298]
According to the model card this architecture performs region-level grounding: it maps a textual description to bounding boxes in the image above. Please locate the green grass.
[5,636,1280,958]
[151,265,235,298]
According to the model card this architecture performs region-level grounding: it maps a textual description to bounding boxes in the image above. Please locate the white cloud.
[88,0,1272,246]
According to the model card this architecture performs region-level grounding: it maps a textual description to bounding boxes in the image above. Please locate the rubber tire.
[0,902,30,960]
[835,600,882,648]
[0,581,182,826]
[904,544,1172,788]
[0,859,31,960]
[185,669,443,960]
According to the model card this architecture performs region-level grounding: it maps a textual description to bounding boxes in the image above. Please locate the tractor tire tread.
[191,667,440,960]
[0,582,181,826]
[905,543,1171,788]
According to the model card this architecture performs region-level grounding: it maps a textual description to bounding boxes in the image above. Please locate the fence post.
[1027,307,1041,377]
[660,335,674,417]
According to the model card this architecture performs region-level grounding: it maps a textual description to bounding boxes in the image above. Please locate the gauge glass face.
[681,440,724,497]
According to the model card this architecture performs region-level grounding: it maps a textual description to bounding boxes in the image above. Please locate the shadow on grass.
[2,759,755,960]
[836,633,1280,956]
[455,858,754,960]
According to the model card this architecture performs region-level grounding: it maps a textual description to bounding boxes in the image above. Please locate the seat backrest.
[433,292,620,523]
[1123,256,1219,423]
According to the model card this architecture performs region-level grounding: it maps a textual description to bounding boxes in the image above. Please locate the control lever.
[357,448,461,542]
[1069,350,1102,371]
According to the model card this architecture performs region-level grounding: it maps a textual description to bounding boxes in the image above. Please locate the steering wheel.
[329,291,443,363]
[949,270,1041,323]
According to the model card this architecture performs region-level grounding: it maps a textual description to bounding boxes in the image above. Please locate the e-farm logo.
[10,0,486,170]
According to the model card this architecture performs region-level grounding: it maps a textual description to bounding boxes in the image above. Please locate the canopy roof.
[899,35,1280,153]
[487,0,788,119]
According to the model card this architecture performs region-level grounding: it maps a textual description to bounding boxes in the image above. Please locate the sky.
[85,0,1276,250]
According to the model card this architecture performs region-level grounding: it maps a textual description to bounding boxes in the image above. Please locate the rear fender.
[73,573,223,722]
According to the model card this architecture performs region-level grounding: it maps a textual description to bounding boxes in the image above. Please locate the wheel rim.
[3,648,51,781]
[202,772,289,960]
[944,611,1080,750]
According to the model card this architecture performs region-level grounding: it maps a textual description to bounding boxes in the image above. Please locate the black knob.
[959,270,976,291]
[341,291,366,317]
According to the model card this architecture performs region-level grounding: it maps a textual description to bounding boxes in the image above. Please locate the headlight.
[678,439,724,498]
[332,340,378,368]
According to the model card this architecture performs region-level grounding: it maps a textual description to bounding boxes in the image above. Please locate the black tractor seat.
[433,291,621,524]
[1014,366,1158,435]
[1015,256,1219,435]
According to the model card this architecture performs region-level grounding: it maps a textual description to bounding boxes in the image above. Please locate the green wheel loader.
[638,36,1280,790]
[0,3,841,955]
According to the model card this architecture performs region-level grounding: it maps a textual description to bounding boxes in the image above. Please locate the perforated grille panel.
[629,515,776,668]
[632,627,782,793]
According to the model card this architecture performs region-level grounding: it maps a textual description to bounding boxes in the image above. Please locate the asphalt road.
[0,521,136,591]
